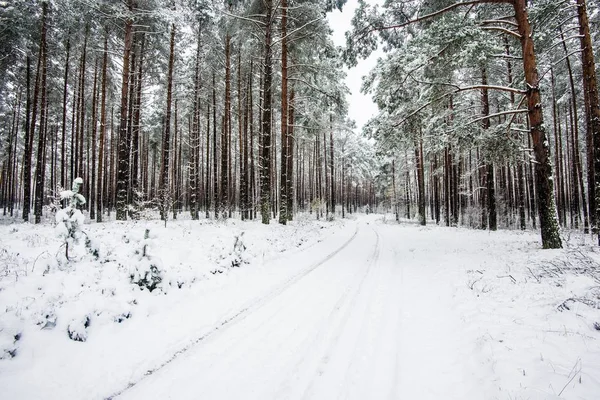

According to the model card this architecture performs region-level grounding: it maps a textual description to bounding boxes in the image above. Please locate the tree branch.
[481,26,521,38]
[365,0,511,33]
[481,19,518,27]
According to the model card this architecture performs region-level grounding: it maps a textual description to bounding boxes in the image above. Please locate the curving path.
[116,221,432,400]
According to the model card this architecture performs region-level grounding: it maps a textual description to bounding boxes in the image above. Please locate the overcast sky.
[326,0,384,131]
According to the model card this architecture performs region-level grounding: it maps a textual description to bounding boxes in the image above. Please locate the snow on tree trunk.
[513,0,561,249]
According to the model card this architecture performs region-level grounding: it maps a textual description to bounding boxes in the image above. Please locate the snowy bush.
[55,178,89,261]
[67,315,91,342]
[212,232,249,273]
[129,228,164,292]
[0,315,22,359]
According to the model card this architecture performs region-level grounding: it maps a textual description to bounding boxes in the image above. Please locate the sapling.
[55,178,86,260]
[130,228,163,291]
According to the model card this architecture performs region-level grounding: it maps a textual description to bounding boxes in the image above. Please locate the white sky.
[326,0,384,131]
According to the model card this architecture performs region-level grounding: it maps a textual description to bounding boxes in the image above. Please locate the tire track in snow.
[270,226,380,398]
[106,224,359,400]
[337,227,392,399]
[299,226,381,400]
[389,237,408,400]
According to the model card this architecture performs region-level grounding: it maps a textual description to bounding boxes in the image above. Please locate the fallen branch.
[497,274,517,283]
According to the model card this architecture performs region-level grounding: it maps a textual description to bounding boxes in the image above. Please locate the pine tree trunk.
[205,104,211,219]
[444,147,450,226]
[221,31,231,219]
[260,0,273,225]
[416,140,426,225]
[116,0,134,221]
[576,0,600,243]
[126,36,136,209]
[249,64,256,220]
[517,163,526,229]
[60,37,70,190]
[77,28,88,181]
[159,24,176,222]
[33,2,48,224]
[132,34,144,216]
[172,100,179,220]
[560,27,581,229]
[190,29,200,220]
[558,108,566,226]
[279,0,288,225]
[481,69,496,231]
[514,0,561,248]
[24,43,42,222]
[330,119,335,215]
[89,58,99,220]
[242,67,251,220]
[213,73,218,219]
[287,88,295,221]
[97,34,108,223]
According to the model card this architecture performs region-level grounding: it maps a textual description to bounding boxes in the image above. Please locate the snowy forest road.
[116,220,473,400]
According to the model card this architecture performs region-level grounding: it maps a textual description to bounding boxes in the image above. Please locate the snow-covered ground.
[1,213,599,399]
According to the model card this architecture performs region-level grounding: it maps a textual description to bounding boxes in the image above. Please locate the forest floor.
[0,213,599,399]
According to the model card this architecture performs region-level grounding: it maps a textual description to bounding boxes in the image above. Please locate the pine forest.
[1,0,600,398]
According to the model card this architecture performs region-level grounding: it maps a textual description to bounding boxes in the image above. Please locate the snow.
[1,214,599,399]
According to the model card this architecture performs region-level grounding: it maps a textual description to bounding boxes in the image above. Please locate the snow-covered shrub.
[35,307,57,330]
[0,315,22,359]
[67,315,90,342]
[230,232,247,267]
[213,232,249,273]
[130,259,163,292]
[55,178,87,260]
[129,228,164,292]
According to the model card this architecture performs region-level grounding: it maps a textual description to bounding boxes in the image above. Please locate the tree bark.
[116,0,134,220]
[513,0,561,248]
[33,2,48,224]
[260,0,273,224]
[97,34,108,222]
[159,24,176,221]
[576,0,600,243]
[279,0,288,225]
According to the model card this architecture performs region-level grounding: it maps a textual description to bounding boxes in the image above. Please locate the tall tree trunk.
[242,67,251,220]
[238,48,244,220]
[551,68,563,226]
[125,35,136,209]
[205,104,211,219]
[24,39,43,222]
[221,30,231,219]
[116,0,134,220]
[89,58,99,220]
[481,68,496,231]
[560,27,582,229]
[77,28,88,181]
[131,33,144,216]
[514,0,561,248]
[517,163,526,229]
[159,24,176,221]
[416,138,426,225]
[190,29,201,220]
[279,0,288,225]
[444,147,450,226]
[97,34,108,222]
[22,54,34,222]
[249,64,256,220]
[60,37,70,190]
[260,0,273,224]
[213,73,218,219]
[287,88,295,220]
[33,2,48,224]
[329,117,335,215]
[576,0,600,243]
